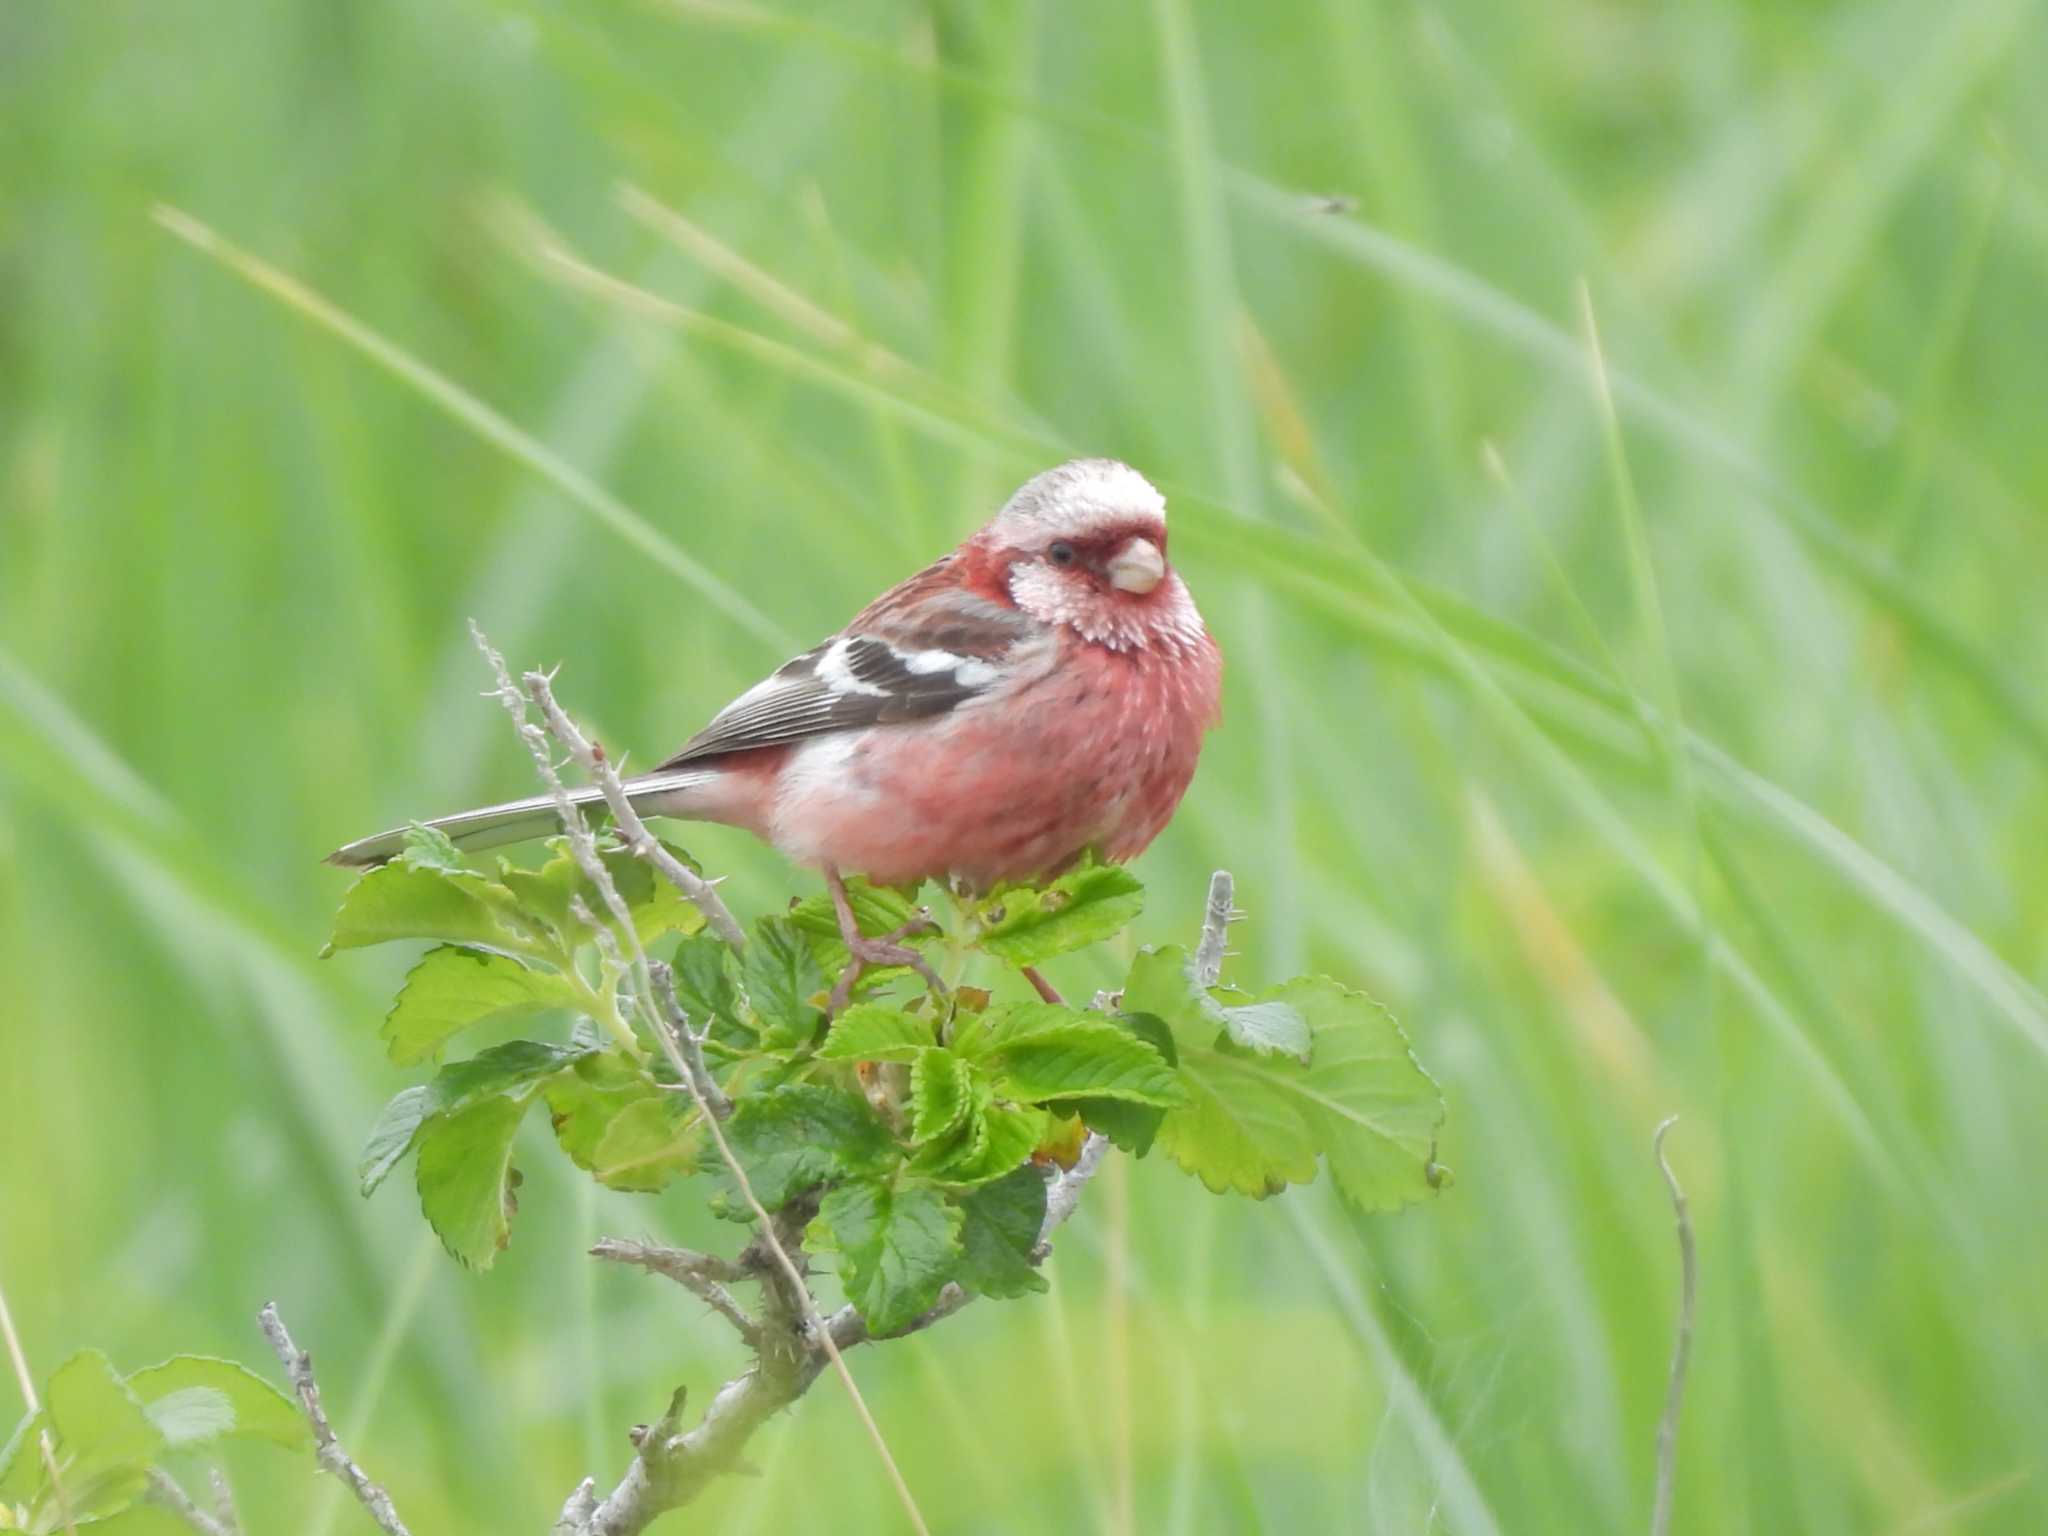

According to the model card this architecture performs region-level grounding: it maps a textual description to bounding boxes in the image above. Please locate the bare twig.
[591,1238,748,1285]
[1650,1117,1696,1536]
[523,664,747,950]
[257,1303,413,1536]
[1194,868,1235,986]
[0,1266,75,1535]
[208,1467,242,1536]
[593,1239,759,1346]
[553,1478,599,1535]
[647,960,732,1119]
[146,1469,232,1536]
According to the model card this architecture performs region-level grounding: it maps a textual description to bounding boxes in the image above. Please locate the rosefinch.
[331,459,1222,997]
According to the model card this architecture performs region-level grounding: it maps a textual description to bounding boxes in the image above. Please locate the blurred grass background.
[5,0,2048,1530]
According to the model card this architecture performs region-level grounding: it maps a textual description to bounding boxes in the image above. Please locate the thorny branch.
[519,657,747,951]
[489,637,927,1536]
[1649,1116,1696,1536]
[257,1303,412,1536]
[274,628,1229,1536]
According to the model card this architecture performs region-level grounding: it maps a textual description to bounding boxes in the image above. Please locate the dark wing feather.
[655,578,1041,769]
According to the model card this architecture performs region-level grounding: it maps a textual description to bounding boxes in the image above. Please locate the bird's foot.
[826,914,943,1017]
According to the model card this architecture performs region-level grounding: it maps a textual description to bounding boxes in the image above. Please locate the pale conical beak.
[1107,536,1165,594]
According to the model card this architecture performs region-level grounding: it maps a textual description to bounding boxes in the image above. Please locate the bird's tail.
[324,770,713,868]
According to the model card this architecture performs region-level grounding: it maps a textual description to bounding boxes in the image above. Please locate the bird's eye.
[1048,541,1077,567]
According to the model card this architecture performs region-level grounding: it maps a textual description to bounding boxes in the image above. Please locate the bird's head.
[973,459,1205,653]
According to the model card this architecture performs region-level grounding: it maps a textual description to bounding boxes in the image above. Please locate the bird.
[330,459,1223,1006]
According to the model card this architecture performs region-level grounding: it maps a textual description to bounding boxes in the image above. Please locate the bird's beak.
[1106,536,1165,595]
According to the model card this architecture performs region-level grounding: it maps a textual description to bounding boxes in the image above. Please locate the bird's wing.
[655,568,1046,769]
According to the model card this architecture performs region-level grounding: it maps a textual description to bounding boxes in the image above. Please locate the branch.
[146,1470,233,1536]
[258,1303,413,1536]
[647,960,732,1120]
[481,636,926,1536]
[522,663,747,950]
[592,1239,759,1346]
[1649,1117,1696,1536]
[1194,868,1236,987]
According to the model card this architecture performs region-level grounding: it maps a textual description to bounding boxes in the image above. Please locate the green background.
[5,0,2048,1530]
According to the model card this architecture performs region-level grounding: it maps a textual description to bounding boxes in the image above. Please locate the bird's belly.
[768,648,1215,890]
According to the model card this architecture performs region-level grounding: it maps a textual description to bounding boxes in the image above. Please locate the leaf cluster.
[328,831,1447,1334]
[0,1352,305,1532]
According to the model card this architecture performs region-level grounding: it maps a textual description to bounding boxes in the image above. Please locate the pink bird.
[331,459,1222,1002]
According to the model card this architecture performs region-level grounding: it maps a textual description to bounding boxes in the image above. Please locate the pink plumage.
[332,459,1222,896]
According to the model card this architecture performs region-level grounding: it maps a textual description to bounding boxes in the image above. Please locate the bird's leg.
[824,864,943,1016]
[1020,966,1064,1006]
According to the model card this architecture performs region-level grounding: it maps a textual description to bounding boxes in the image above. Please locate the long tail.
[325,770,713,867]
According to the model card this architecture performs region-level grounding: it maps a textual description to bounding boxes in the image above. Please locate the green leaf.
[818,1003,937,1064]
[416,1092,535,1268]
[975,1004,1184,1107]
[1070,1011,1179,1156]
[717,1084,893,1212]
[358,1087,435,1197]
[124,1356,309,1451]
[588,1095,698,1191]
[381,945,581,1066]
[398,823,467,872]
[953,1165,1049,1299]
[671,932,750,1049]
[971,859,1144,966]
[743,915,827,1047]
[1215,1000,1313,1065]
[323,858,542,959]
[543,1051,682,1190]
[908,1049,975,1143]
[810,1180,963,1334]
[917,1101,1047,1187]
[1122,943,1312,1065]
[358,1040,586,1195]
[35,1349,161,1521]
[500,838,707,949]
[1133,949,1445,1211]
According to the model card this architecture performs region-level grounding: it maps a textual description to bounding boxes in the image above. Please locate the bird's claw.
[827,926,944,1018]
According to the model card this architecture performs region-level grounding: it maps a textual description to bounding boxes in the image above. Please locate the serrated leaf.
[672,932,750,1049]
[125,1356,307,1451]
[921,1102,1048,1187]
[358,1040,586,1195]
[1216,1000,1312,1064]
[500,838,708,950]
[1134,950,1445,1211]
[28,1349,161,1522]
[399,823,467,872]
[743,915,827,1047]
[588,1095,698,1191]
[323,859,542,959]
[381,945,580,1066]
[544,1052,662,1179]
[908,1049,976,1143]
[954,1165,1049,1299]
[983,1008,1184,1107]
[818,1003,937,1064]
[416,1092,535,1267]
[1123,943,1312,1065]
[1071,1011,1178,1156]
[810,1181,963,1334]
[971,859,1144,966]
[718,1084,893,1212]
